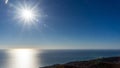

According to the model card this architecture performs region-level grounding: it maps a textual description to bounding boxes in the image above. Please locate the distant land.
[41,57,120,68]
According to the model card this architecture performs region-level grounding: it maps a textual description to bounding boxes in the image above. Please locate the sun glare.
[8,49,38,68]
[21,9,34,22]
[12,2,40,27]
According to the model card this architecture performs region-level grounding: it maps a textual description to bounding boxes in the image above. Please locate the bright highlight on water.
[7,49,39,68]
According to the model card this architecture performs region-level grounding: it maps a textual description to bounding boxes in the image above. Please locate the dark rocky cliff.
[41,57,120,68]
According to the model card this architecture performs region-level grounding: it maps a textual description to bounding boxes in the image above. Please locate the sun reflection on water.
[7,49,39,68]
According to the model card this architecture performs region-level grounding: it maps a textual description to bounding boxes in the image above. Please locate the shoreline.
[41,57,120,68]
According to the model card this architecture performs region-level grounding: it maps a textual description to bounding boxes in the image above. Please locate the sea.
[0,49,120,68]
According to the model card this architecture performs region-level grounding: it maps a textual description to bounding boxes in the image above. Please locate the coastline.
[41,57,120,68]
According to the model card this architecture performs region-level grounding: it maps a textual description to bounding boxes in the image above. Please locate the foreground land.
[41,57,120,68]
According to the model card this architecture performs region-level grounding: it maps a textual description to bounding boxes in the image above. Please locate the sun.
[13,2,40,27]
[20,8,35,23]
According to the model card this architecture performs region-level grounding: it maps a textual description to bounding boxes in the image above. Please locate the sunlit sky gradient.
[0,0,120,49]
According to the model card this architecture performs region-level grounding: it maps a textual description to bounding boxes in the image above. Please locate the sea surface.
[1,49,120,68]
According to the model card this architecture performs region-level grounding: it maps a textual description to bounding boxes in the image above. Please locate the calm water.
[1,49,120,68]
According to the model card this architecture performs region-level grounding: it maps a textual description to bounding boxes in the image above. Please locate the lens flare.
[12,1,40,27]
[5,0,8,4]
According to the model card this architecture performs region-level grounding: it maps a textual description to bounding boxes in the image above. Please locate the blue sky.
[0,0,120,49]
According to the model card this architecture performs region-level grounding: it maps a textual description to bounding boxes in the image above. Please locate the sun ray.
[12,1,40,27]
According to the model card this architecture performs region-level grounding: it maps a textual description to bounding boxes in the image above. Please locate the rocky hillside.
[41,57,120,68]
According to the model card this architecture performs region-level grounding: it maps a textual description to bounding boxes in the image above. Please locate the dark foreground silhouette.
[41,57,120,68]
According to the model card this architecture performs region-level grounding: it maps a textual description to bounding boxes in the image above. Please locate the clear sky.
[0,0,120,49]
